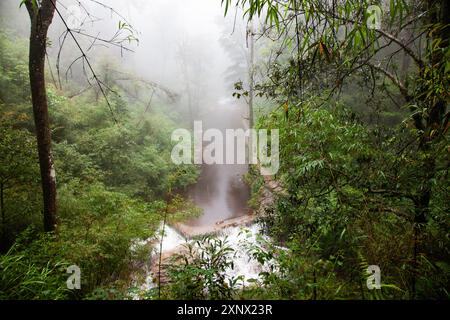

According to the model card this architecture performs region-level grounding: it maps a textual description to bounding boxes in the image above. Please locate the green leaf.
[222,0,231,17]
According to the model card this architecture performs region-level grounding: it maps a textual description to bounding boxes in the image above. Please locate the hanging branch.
[49,0,119,123]
[137,89,156,126]
[109,72,180,103]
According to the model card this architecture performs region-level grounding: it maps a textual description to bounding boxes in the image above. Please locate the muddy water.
[133,100,276,299]
[185,99,250,227]
[131,100,264,296]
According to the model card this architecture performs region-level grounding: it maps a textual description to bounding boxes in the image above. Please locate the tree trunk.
[410,0,449,298]
[25,0,57,232]
[248,20,255,129]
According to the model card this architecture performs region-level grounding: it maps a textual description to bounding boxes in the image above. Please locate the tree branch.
[367,61,412,101]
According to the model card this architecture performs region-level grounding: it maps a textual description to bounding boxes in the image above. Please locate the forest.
[0,0,448,301]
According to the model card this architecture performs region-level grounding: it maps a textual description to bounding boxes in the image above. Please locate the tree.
[223,0,449,298]
[176,37,210,126]
[23,0,57,232]
[220,13,257,128]
[247,19,255,128]
[21,0,139,232]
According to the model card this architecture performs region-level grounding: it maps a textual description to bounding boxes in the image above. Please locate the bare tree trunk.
[248,20,255,129]
[25,0,57,232]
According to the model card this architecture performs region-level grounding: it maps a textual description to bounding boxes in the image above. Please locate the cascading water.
[134,222,273,295]
[131,98,278,298]
[220,224,273,284]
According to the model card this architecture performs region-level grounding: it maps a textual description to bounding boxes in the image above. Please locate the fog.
[1,0,253,226]
[1,0,250,111]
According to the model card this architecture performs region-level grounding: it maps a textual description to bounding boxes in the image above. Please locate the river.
[133,98,272,297]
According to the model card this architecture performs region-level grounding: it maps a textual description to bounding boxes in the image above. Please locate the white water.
[220,224,272,284]
[132,222,276,297]
[130,96,277,297]
[155,223,189,253]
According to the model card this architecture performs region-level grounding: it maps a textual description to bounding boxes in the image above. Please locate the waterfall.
[132,222,275,297]
[130,97,279,299]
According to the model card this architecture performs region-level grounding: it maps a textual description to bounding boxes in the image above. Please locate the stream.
[133,99,274,296]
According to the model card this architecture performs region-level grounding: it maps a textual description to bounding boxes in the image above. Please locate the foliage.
[164,236,242,300]
[0,0,448,301]
[0,228,70,300]
[222,0,449,300]
[244,98,449,299]
[0,29,200,299]
[0,107,41,249]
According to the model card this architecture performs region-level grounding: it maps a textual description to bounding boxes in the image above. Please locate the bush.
[0,228,70,300]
